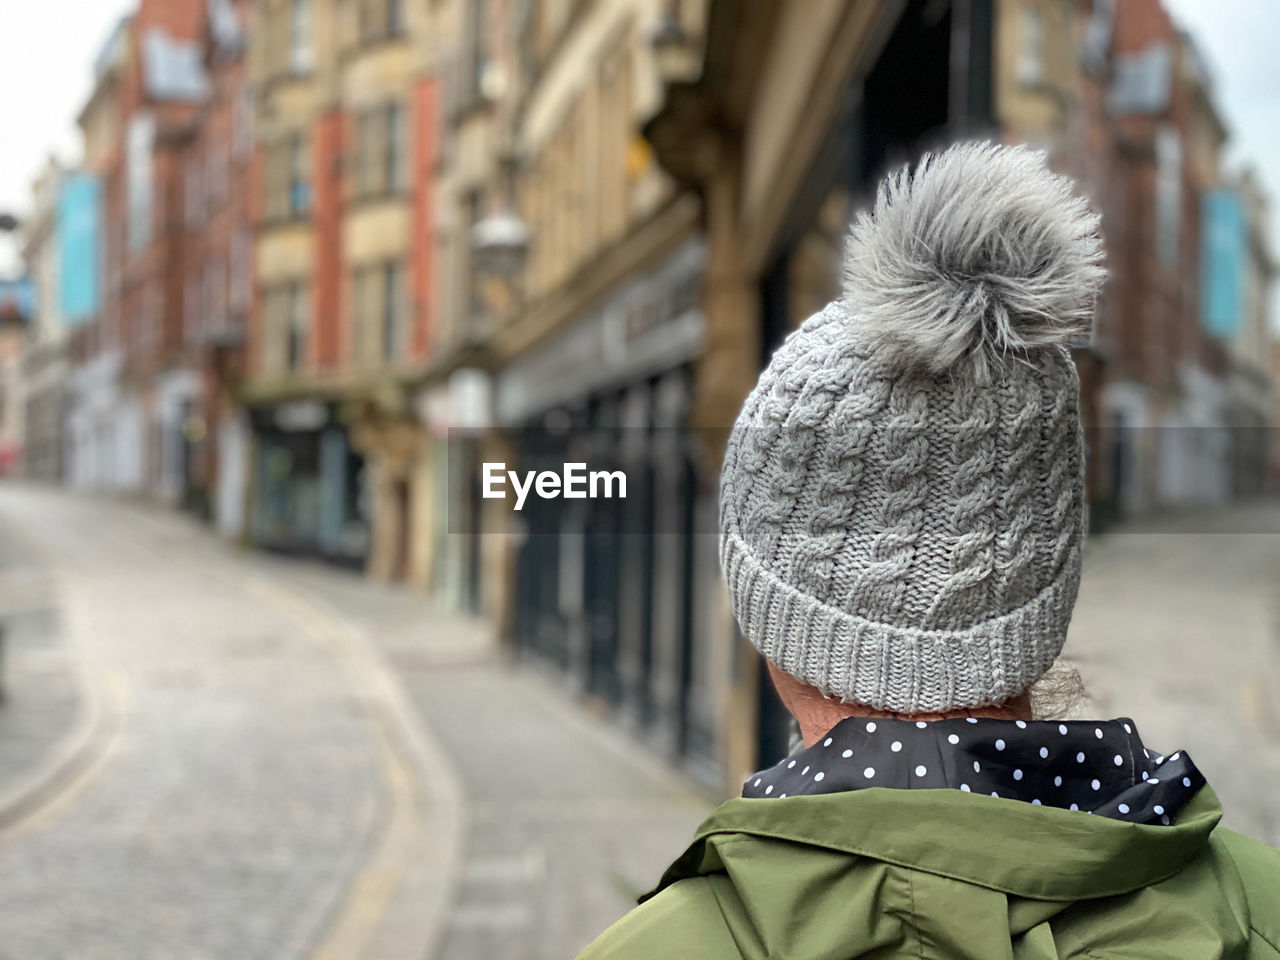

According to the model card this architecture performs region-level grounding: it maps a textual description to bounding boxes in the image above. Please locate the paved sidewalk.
[266,559,714,960]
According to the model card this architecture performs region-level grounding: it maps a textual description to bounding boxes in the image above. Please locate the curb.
[0,517,119,840]
[113,498,471,960]
[248,578,469,960]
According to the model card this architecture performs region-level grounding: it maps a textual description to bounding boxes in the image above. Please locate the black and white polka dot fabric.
[743,717,1204,825]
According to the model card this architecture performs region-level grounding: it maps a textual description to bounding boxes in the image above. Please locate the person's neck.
[790,693,1033,748]
[767,661,1033,748]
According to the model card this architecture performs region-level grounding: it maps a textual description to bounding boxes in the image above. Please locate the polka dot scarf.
[743,717,1204,825]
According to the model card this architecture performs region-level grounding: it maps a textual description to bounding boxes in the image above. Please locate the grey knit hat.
[720,141,1106,714]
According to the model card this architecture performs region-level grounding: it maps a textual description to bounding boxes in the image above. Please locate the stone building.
[241,0,442,571]
[450,0,1035,786]
[639,0,1007,785]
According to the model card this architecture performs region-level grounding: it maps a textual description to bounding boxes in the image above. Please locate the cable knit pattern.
[859,380,930,618]
[720,300,1086,713]
[720,142,1099,712]
[923,375,998,629]
[788,365,891,605]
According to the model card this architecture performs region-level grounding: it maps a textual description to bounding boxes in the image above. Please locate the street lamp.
[470,135,531,281]
[649,3,700,84]
[471,206,531,280]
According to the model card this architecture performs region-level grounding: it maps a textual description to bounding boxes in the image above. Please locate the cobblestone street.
[0,486,711,959]
[0,485,1279,958]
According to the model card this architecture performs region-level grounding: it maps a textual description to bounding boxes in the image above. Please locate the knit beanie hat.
[719,141,1107,714]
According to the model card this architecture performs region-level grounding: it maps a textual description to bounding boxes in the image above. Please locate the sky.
[0,1,1277,247]
[0,1,132,273]
[1163,0,1280,235]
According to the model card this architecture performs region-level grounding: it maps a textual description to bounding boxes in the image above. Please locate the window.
[1018,5,1045,86]
[265,134,312,221]
[185,270,203,343]
[185,152,205,228]
[205,257,227,335]
[263,282,310,373]
[597,43,632,244]
[355,103,407,199]
[286,284,309,370]
[462,0,490,107]
[290,0,313,73]
[126,114,155,252]
[229,226,253,313]
[232,86,253,160]
[206,134,228,209]
[1155,125,1182,268]
[360,0,406,41]
[352,261,407,363]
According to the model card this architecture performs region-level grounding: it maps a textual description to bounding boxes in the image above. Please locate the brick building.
[66,2,212,498]
[176,0,255,533]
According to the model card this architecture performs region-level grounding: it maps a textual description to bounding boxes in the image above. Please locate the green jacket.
[579,785,1280,959]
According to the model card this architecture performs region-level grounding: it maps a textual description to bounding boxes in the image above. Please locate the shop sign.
[495,238,705,424]
[274,400,329,433]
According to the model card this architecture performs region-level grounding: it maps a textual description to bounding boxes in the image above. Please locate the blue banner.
[58,172,102,326]
[1201,188,1246,339]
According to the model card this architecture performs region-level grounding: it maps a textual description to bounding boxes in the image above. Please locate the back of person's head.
[719,141,1106,715]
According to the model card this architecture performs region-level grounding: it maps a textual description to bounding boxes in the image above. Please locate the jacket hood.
[649,783,1224,904]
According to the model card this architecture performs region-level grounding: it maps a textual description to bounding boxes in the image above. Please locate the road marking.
[450,902,534,930]
[0,666,127,846]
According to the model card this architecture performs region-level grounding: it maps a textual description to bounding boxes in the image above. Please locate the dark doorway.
[392,477,412,582]
[753,0,992,769]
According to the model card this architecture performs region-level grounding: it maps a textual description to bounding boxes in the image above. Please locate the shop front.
[495,238,721,779]
[247,400,370,567]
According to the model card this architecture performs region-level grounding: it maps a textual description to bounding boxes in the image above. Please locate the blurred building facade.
[15,0,1278,790]
[64,2,213,498]
[19,159,70,483]
[0,276,31,475]
[240,0,445,570]
[174,0,255,534]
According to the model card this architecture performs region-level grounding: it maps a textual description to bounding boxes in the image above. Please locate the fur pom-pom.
[843,141,1107,376]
